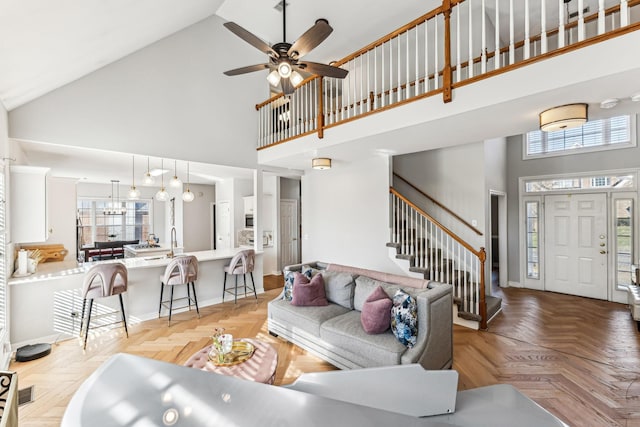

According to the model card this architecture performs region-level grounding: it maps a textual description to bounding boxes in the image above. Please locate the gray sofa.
[268,262,453,370]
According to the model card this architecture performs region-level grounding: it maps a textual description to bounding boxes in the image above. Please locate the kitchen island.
[9,248,263,348]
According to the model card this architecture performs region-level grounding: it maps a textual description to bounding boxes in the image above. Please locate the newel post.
[442,0,453,103]
[317,77,324,139]
[478,247,487,330]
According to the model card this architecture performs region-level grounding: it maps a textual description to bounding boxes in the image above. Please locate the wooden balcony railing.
[256,0,640,150]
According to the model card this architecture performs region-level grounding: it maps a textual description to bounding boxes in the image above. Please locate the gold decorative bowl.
[208,341,255,366]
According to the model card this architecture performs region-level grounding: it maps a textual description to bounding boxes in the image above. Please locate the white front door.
[544,193,608,299]
[280,199,299,267]
[216,201,231,250]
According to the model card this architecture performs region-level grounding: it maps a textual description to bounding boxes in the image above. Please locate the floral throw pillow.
[283,268,313,301]
[391,289,418,348]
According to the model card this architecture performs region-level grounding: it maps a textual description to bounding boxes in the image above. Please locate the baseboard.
[507,281,522,288]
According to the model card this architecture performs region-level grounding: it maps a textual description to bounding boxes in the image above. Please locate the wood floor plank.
[10,285,640,426]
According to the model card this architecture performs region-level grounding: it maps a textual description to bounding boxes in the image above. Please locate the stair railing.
[390,188,487,329]
[256,0,640,149]
[393,173,483,236]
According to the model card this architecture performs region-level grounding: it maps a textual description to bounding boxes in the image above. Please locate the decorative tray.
[208,341,255,366]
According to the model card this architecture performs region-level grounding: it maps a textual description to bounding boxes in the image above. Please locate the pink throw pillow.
[291,272,328,306]
[361,285,392,334]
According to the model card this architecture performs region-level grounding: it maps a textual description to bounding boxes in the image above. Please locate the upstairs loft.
[256,0,640,171]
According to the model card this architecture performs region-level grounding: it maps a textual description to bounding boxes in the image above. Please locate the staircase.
[388,188,501,330]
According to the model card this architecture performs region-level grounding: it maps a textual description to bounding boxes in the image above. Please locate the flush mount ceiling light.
[312,157,331,170]
[600,98,619,109]
[155,159,170,202]
[539,103,588,132]
[128,156,140,200]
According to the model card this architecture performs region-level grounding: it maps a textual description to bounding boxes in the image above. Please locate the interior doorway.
[489,191,508,295]
[215,200,231,250]
[280,199,299,267]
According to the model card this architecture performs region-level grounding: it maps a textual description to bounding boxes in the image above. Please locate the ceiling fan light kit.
[223,2,348,95]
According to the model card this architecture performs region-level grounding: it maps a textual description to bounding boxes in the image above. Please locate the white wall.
[7,15,267,169]
[183,183,215,252]
[393,141,486,248]
[302,155,404,274]
[263,175,278,274]
[234,178,253,247]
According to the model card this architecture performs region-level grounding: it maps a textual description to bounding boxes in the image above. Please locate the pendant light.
[182,162,195,203]
[128,156,141,200]
[155,159,169,202]
[169,160,182,188]
[143,156,155,186]
[104,180,127,215]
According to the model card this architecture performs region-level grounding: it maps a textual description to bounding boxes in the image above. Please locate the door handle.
[600,250,607,254]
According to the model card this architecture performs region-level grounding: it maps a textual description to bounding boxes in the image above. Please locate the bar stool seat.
[80,262,129,350]
[159,255,199,325]
[223,249,257,303]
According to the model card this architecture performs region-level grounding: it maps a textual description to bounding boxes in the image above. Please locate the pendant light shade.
[155,159,169,202]
[143,156,155,186]
[128,156,140,200]
[169,160,182,188]
[539,103,588,132]
[182,162,195,202]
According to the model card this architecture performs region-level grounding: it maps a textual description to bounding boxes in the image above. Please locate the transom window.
[525,173,635,193]
[524,115,633,159]
[77,199,152,247]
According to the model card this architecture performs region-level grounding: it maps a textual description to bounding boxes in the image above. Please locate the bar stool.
[80,262,129,350]
[223,249,257,303]
[159,255,199,325]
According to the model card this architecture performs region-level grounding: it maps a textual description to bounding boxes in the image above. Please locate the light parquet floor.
[10,283,640,426]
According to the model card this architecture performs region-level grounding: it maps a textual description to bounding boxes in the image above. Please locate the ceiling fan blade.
[288,19,333,59]
[281,78,295,95]
[223,22,278,57]
[223,64,271,76]
[299,61,348,79]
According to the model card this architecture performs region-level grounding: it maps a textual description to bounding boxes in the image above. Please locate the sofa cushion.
[320,311,406,366]
[283,268,313,301]
[291,273,328,306]
[391,289,418,348]
[354,276,400,311]
[361,285,392,334]
[269,299,350,336]
[322,271,356,309]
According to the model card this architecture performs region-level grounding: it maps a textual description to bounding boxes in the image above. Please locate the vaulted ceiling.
[0,0,438,111]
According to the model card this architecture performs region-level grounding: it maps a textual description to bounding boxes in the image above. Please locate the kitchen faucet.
[169,226,177,258]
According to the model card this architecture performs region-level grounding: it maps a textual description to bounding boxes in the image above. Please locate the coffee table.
[184,338,278,384]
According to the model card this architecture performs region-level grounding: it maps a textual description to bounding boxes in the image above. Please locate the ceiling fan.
[223,1,348,95]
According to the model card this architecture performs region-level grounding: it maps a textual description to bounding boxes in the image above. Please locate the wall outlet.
[471,219,478,227]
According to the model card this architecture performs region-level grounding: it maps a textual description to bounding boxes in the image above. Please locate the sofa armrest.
[283,261,329,273]
[401,283,453,370]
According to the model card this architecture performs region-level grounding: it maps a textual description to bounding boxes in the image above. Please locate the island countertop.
[10,247,265,348]
[8,248,263,285]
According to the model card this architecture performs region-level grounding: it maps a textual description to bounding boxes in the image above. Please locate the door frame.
[488,190,508,292]
[518,169,639,302]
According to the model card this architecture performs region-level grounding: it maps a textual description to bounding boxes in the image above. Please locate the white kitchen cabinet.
[11,166,50,243]
[243,196,255,215]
